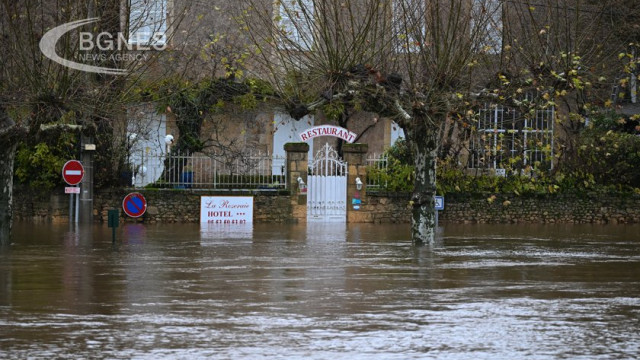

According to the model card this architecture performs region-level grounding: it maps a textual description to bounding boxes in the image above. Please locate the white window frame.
[275,0,314,51]
[469,102,554,171]
[129,0,167,46]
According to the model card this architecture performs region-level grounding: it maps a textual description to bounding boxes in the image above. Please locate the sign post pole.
[62,160,84,224]
[108,209,119,244]
[435,196,445,228]
[75,186,79,224]
[69,190,73,223]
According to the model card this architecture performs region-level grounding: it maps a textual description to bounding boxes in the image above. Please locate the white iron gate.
[307,143,347,222]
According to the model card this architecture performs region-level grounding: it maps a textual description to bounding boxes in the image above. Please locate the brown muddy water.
[1,222,639,359]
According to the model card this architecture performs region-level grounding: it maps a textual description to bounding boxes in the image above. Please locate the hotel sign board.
[299,125,358,143]
[200,196,253,224]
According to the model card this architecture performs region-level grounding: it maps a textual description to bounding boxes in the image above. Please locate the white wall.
[390,121,405,146]
[127,109,167,187]
[272,112,315,174]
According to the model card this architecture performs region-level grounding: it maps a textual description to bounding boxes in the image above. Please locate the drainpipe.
[79,134,95,224]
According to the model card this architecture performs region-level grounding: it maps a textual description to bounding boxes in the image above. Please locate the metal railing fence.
[129,150,286,190]
[365,153,388,190]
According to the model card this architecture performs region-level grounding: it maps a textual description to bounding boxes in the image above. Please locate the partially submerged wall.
[13,190,640,225]
[14,189,293,224]
[440,192,640,224]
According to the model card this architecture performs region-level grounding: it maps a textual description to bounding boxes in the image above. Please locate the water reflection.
[0,222,639,359]
[123,224,147,245]
[201,223,254,242]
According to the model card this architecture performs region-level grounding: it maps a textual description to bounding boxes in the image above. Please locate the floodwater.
[1,222,639,359]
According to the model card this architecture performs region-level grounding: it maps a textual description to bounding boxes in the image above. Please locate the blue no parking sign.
[122,192,147,218]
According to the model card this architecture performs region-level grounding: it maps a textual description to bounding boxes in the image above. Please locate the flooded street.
[1,222,639,359]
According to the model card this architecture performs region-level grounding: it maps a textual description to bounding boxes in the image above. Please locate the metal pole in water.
[108,209,119,245]
[75,186,79,224]
[69,193,73,223]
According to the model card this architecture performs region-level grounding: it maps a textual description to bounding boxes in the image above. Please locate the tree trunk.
[0,142,17,245]
[1,107,25,245]
[406,123,439,245]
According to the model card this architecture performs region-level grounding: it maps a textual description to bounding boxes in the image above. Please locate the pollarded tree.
[496,1,636,169]
[240,0,503,244]
[239,0,395,155]
[377,0,503,243]
[240,0,636,244]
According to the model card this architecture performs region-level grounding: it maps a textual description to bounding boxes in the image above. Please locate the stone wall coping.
[367,191,412,199]
[284,142,310,152]
[342,143,368,153]
[443,191,640,200]
[109,188,290,196]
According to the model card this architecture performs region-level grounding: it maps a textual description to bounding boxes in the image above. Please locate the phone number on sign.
[207,219,247,224]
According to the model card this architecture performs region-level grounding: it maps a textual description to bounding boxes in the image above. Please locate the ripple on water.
[1,223,639,359]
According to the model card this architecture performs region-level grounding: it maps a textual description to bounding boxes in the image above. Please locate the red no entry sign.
[62,160,84,186]
[122,192,147,218]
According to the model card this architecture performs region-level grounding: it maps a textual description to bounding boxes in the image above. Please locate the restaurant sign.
[299,125,358,143]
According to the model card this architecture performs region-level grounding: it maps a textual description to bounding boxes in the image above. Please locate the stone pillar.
[284,142,309,223]
[343,143,370,223]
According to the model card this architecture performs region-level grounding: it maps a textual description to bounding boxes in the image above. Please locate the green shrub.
[15,132,76,192]
[367,139,415,192]
[574,129,640,187]
[368,137,639,195]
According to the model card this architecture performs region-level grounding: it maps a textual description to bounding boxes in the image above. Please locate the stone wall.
[358,192,412,223]
[14,189,294,224]
[13,189,640,225]
[13,191,70,223]
[363,193,640,224]
[359,192,640,224]
[439,193,640,224]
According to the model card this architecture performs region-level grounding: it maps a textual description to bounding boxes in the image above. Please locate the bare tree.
[0,0,191,243]
[240,0,502,243]
[239,0,636,244]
